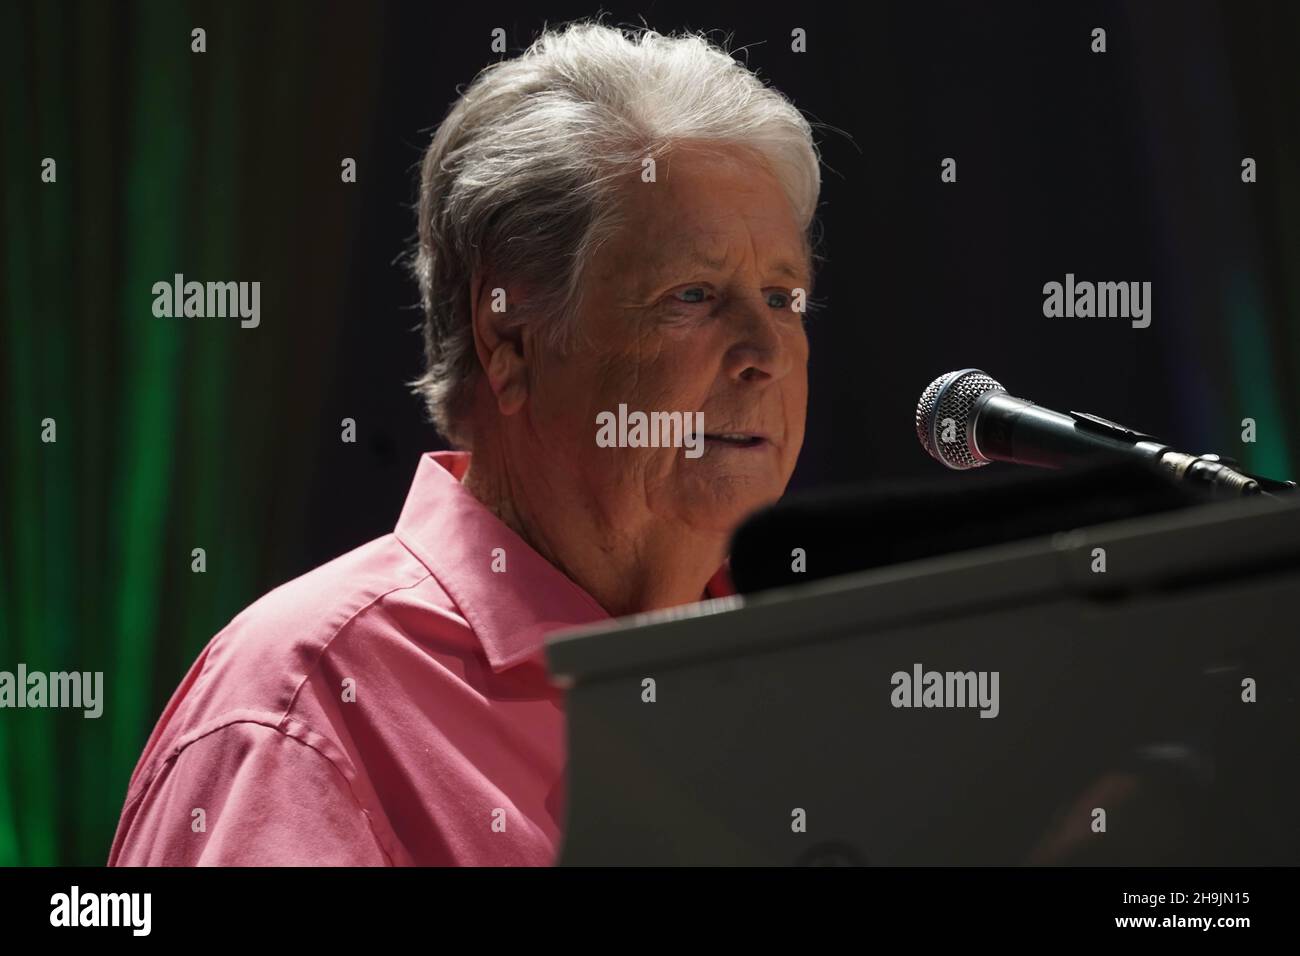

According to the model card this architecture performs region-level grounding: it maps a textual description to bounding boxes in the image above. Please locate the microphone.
[915,368,1262,497]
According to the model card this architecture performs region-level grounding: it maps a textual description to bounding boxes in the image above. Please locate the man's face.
[525,143,811,534]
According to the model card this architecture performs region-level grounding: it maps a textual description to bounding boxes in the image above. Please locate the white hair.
[410,21,822,447]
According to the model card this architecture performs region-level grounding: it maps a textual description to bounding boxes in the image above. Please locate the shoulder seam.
[277,568,434,730]
[120,717,398,866]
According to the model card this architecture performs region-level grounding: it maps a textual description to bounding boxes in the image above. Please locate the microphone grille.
[915,369,1006,469]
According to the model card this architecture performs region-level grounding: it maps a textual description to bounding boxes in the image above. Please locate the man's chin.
[680,483,785,535]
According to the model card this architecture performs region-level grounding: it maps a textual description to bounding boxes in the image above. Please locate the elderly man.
[109,21,819,866]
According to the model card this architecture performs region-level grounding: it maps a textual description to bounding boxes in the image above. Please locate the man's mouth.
[703,433,769,448]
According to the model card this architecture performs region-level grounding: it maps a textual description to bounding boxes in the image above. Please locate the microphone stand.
[1195,455,1297,498]
[1070,412,1294,498]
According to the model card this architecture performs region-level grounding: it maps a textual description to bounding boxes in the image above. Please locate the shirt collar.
[394,451,734,673]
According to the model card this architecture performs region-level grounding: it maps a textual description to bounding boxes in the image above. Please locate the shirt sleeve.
[109,720,393,866]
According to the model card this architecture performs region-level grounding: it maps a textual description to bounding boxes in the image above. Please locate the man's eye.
[673,286,709,304]
[767,291,791,309]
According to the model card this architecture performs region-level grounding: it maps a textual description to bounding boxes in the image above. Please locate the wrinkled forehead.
[593,148,813,284]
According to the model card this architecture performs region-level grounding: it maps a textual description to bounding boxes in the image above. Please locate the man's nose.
[723,298,795,384]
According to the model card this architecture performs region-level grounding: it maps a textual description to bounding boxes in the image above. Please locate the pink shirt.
[108,450,734,866]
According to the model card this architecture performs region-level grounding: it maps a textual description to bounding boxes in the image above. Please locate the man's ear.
[469,269,529,417]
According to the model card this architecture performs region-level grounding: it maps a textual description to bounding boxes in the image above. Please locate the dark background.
[2,0,1298,864]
